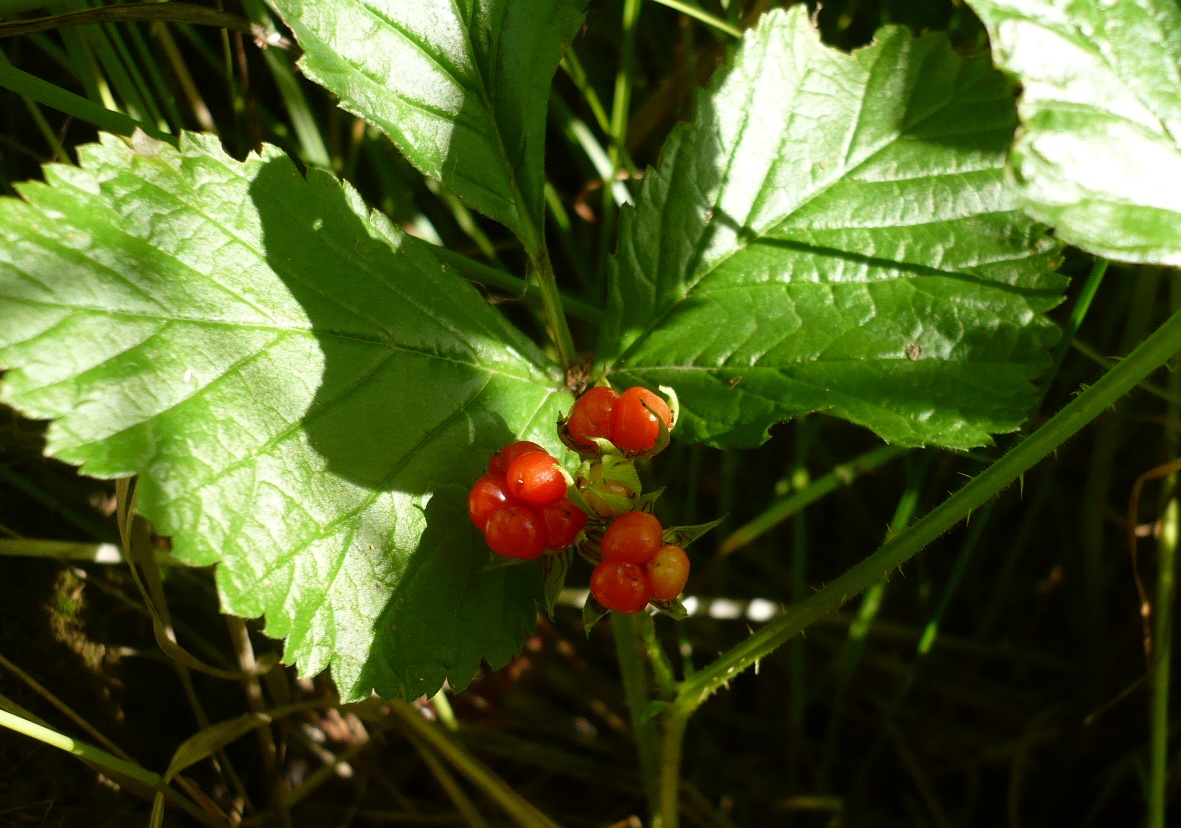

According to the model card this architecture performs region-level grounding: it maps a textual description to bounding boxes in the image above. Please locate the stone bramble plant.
[3,0,1181,825]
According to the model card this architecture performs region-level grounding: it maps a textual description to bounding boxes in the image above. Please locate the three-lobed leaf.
[0,132,569,701]
[269,0,585,258]
[600,6,1066,450]
[965,0,1181,265]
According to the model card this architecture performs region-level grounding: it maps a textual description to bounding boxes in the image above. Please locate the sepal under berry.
[582,593,610,636]
[650,597,689,621]
[638,700,673,724]
[660,385,680,429]
[477,551,535,572]
[631,487,665,514]
[576,455,642,517]
[540,549,573,620]
[663,517,724,548]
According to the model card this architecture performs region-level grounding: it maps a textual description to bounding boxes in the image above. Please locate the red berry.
[566,387,621,448]
[645,544,690,601]
[611,387,673,455]
[468,474,515,532]
[590,561,650,614]
[484,504,545,559]
[540,498,588,550]
[488,440,547,476]
[600,511,664,565]
[505,451,567,505]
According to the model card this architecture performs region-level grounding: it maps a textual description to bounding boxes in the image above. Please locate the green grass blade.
[652,0,742,37]
[0,706,160,788]
[0,54,170,140]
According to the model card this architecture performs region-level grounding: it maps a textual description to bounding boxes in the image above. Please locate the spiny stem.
[673,303,1181,717]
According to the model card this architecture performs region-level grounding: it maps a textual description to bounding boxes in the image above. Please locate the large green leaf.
[0,131,569,701]
[269,0,585,258]
[964,0,1181,265]
[599,7,1065,450]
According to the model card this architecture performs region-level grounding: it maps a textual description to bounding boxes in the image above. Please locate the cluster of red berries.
[565,385,673,456]
[467,384,694,619]
[590,511,690,614]
[467,440,588,560]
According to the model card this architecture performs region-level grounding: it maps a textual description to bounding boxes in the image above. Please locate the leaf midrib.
[6,296,546,384]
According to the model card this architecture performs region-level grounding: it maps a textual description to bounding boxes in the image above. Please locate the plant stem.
[718,443,908,557]
[612,613,662,815]
[0,52,173,142]
[653,305,1181,827]
[638,612,678,699]
[594,0,641,293]
[382,700,561,828]
[787,418,812,800]
[0,708,221,827]
[1037,257,1108,412]
[432,243,602,324]
[531,248,579,371]
[1148,276,1181,828]
[0,707,156,785]
[657,706,689,828]
[651,0,743,37]
[1149,498,1176,828]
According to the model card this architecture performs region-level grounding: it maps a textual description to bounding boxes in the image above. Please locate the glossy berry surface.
[566,386,620,448]
[600,510,664,565]
[590,561,650,614]
[484,504,545,559]
[505,451,566,505]
[611,387,673,455]
[540,498,588,550]
[468,473,514,532]
[645,544,690,601]
[488,440,548,476]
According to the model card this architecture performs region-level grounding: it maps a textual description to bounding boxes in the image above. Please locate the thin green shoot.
[652,0,743,38]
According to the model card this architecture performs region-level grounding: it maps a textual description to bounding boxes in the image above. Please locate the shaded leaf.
[269,0,585,257]
[0,132,569,701]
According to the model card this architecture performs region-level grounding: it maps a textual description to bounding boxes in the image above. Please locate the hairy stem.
[613,613,662,815]
[657,706,690,828]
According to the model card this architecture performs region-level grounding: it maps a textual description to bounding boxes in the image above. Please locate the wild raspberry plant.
[3,1,1181,826]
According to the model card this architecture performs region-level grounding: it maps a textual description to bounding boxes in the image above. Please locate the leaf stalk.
[531,248,579,371]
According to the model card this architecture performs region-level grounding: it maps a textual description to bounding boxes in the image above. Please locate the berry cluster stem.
[530,249,578,372]
[612,613,662,812]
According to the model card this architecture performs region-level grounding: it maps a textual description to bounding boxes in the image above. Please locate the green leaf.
[0,131,570,701]
[599,7,1065,451]
[964,0,1181,265]
[268,0,585,258]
